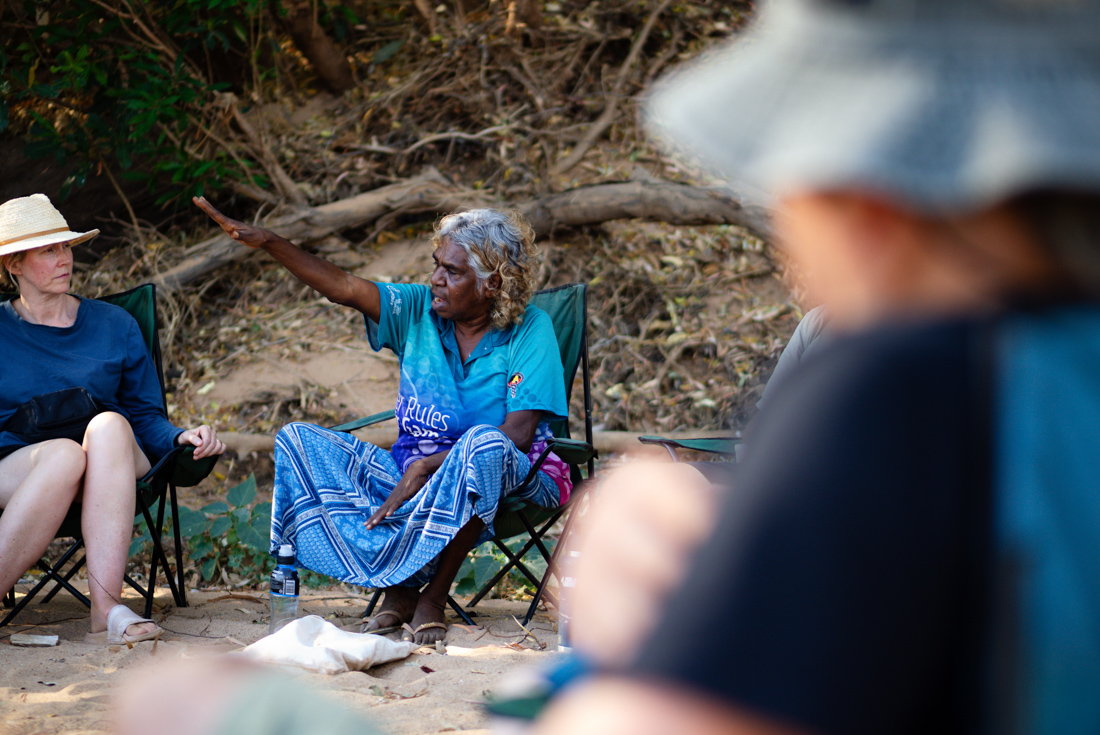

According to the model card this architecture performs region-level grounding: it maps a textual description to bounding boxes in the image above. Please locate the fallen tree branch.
[156,167,771,292]
[219,428,734,457]
[155,168,469,291]
[517,168,772,240]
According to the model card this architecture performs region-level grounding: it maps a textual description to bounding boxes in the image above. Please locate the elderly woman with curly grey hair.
[194,198,570,644]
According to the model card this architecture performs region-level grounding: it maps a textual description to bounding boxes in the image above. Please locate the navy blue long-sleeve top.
[0,297,182,461]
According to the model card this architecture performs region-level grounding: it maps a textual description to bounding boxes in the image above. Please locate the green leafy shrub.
[453,538,553,600]
[2,0,271,203]
[131,473,272,585]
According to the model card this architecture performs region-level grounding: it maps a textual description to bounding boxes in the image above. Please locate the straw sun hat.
[0,194,99,258]
[646,0,1100,214]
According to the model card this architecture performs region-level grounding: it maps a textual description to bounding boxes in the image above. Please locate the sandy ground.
[0,585,561,734]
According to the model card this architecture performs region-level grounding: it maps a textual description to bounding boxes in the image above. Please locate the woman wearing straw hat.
[538,1,1100,734]
[0,194,224,645]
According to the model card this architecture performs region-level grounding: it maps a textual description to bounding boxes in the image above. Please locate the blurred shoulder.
[755,318,978,436]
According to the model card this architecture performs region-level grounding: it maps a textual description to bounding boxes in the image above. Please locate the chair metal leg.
[1,542,91,626]
[446,595,476,626]
[467,509,566,608]
[516,511,558,567]
[1,578,52,627]
[522,489,588,627]
[467,536,543,608]
[494,540,545,589]
[40,554,85,604]
[170,484,188,608]
[141,494,161,620]
[36,545,92,608]
[138,494,184,618]
[364,588,383,617]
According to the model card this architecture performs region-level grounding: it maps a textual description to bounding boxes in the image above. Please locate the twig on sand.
[512,615,546,649]
[209,593,264,603]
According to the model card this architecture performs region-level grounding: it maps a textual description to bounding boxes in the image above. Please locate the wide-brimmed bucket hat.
[0,194,99,257]
[646,0,1100,214]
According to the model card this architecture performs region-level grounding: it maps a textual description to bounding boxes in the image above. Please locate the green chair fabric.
[0,284,219,625]
[346,283,597,627]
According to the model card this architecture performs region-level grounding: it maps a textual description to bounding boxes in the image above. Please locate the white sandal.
[84,604,162,645]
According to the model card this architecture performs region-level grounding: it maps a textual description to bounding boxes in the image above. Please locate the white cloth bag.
[241,615,417,674]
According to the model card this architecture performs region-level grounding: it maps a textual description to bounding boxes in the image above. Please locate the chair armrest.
[512,437,597,500]
[330,409,396,433]
[138,446,220,491]
[171,448,220,487]
[638,435,740,456]
[546,437,598,466]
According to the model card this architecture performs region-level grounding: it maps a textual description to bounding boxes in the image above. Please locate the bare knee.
[85,411,135,442]
[32,439,86,487]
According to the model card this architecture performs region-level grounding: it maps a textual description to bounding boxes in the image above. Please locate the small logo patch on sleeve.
[508,372,524,398]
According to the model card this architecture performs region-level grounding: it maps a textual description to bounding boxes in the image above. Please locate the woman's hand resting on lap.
[364,460,431,530]
[176,425,225,459]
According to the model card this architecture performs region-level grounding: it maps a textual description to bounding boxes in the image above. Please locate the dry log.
[10,634,60,647]
[157,168,771,292]
[220,428,733,458]
[517,170,772,241]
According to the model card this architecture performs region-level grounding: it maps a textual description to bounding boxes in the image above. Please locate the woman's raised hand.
[177,425,226,459]
[192,196,272,250]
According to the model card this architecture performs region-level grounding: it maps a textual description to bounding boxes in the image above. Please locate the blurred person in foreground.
[538,1,1100,734]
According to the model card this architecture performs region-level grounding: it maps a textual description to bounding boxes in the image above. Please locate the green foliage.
[453,537,553,600]
[132,473,273,585]
[3,0,273,203]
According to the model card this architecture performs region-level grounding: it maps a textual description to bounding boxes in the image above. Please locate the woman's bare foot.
[124,621,159,637]
[362,585,419,632]
[405,594,448,645]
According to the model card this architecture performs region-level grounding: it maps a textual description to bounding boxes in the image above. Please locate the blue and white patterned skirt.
[270,422,561,588]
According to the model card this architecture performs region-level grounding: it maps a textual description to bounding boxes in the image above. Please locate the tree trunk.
[275,1,354,94]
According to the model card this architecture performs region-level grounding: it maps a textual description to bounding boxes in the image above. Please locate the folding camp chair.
[0,284,219,625]
[637,435,742,487]
[637,435,741,462]
[334,282,597,627]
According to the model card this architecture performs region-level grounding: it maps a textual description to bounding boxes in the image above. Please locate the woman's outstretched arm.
[193,197,381,321]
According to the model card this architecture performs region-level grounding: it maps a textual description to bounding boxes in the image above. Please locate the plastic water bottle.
[269,544,299,635]
[558,549,580,652]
